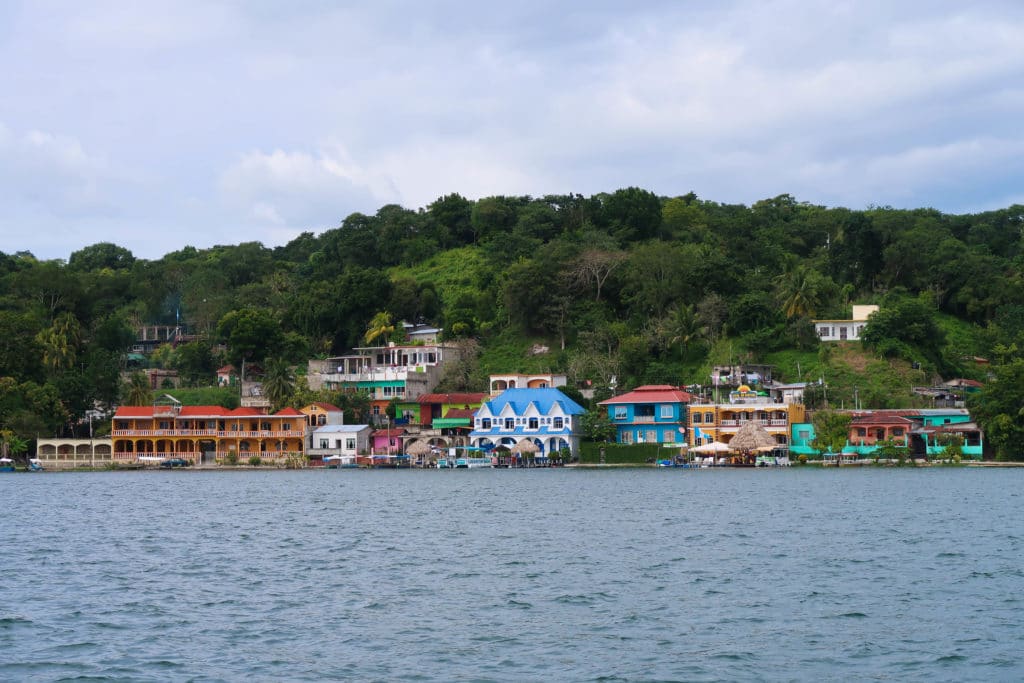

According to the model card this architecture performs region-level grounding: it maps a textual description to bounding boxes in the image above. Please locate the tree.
[810,410,852,454]
[774,264,823,319]
[262,358,296,410]
[971,358,1024,460]
[36,312,82,375]
[68,242,136,271]
[217,307,284,366]
[364,311,395,346]
[581,410,617,442]
[0,430,30,466]
[124,372,153,406]
[569,248,627,302]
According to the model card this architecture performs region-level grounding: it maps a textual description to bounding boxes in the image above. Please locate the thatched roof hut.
[729,421,777,452]
[511,440,540,454]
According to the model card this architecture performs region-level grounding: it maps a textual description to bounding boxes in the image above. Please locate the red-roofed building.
[598,385,695,445]
[111,396,305,464]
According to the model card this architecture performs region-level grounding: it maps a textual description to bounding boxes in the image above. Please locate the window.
[798,430,810,439]
[660,405,673,418]
[504,418,515,429]
[282,422,291,431]
[622,431,633,444]
[704,413,714,423]
[319,439,328,449]
[892,428,904,437]
[482,418,491,429]
[614,406,627,420]
[646,430,658,443]
[372,405,380,415]
[383,386,393,396]
[553,417,564,429]
[261,422,271,431]
[692,413,701,424]
[346,438,356,450]
[396,386,405,395]
[528,417,538,429]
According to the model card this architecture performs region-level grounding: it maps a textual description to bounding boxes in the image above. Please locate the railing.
[111,429,304,438]
[632,416,656,423]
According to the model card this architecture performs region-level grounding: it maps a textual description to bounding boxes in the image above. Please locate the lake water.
[2,468,1022,682]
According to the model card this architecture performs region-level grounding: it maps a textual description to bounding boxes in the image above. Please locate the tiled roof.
[482,388,586,416]
[598,385,694,405]
[372,428,406,438]
[309,402,342,412]
[444,408,475,419]
[274,407,304,416]
[850,413,915,426]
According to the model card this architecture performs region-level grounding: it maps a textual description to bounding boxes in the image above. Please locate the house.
[217,365,237,387]
[813,304,878,342]
[597,385,694,445]
[110,396,305,464]
[488,373,567,396]
[300,402,344,428]
[371,427,406,455]
[791,408,984,460]
[307,339,463,423]
[306,424,372,462]
[688,385,806,453]
[469,388,585,458]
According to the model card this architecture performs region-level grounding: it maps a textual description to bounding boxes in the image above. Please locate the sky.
[2,1,1023,261]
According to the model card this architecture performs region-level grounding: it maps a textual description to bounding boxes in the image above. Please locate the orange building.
[111,398,305,464]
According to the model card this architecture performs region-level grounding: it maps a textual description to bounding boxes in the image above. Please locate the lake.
[2,468,1022,681]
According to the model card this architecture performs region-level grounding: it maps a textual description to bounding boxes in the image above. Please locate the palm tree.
[262,358,296,410]
[774,265,820,319]
[124,372,153,406]
[36,312,82,373]
[364,311,395,346]
[660,302,704,359]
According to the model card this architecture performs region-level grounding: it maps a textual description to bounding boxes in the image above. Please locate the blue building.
[597,385,694,445]
[469,388,585,458]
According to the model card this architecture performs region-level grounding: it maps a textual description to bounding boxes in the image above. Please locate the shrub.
[224,450,239,466]
[248,455,262,466]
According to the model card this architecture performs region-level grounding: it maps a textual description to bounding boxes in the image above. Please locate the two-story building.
[687,385,805,452]
[110,396,305,464]
[597,385,694,445]
[469,388,585,458]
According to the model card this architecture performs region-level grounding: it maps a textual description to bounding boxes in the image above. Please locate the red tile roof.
[309,402,341,412]
[372,428,406,438]
[598,385,695,405]
[849,414,916,426]
[417,393,487,405]
[444,408,475,419]
[274,407,304,416]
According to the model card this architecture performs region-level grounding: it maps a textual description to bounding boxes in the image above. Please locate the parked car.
[160,458,190,468]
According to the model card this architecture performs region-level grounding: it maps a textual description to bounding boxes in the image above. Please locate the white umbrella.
[690,441,733,454]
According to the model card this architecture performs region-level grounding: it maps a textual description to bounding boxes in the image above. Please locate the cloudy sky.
[2,1,1022,261]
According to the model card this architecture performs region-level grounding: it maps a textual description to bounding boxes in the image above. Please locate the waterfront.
[2,469,1022,681]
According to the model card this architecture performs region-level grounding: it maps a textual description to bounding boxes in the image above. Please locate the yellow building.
[688,385,805,452]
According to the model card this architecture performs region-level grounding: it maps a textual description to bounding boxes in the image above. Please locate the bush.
[224,450,239,466]
[248,455,262,466]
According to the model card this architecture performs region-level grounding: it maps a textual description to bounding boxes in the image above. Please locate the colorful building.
[308,339,462,423]
[111,396,304,464]
[687,385,805,452]
[791,408,984,460]
[469,388,585,458]
[488,373,567,396]
[598,385,694,445]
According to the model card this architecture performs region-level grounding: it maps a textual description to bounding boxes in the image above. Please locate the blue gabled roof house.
[469,388,586,458]
[597,385,694,445]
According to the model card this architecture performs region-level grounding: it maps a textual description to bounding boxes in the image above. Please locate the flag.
[694,426,704,441]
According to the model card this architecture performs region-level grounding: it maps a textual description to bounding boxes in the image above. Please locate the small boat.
[0,457,14,472]
[29,458,44,472]
[323,454,357,469]
[436,458,451,468]
[456,457,493,469]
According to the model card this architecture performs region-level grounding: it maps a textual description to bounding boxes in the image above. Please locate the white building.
[814,305,879,342]
[306,425,372,460]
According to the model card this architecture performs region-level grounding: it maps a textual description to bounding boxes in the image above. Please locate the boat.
[436,458,452,468]
[29,458,44,472]
[455,457,493,468]
[0,457,14,472]
[323,454,357,469]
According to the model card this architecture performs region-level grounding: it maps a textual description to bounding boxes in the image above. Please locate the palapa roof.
[728,421,778,452]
